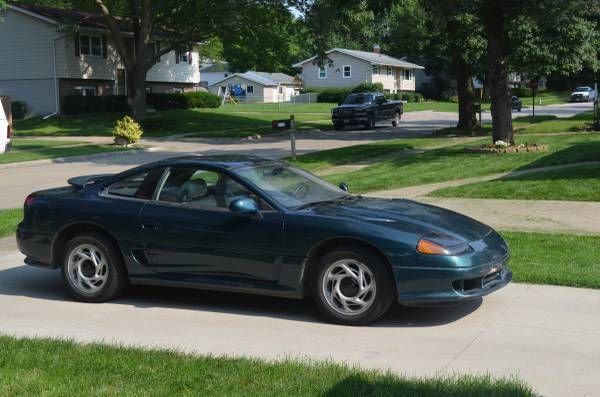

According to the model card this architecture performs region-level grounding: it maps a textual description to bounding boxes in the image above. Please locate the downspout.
[44,32,71,119]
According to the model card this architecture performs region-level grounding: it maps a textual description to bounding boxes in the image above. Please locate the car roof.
[150,154,282,170]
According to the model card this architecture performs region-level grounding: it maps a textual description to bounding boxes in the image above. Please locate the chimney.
[373,44,381,54]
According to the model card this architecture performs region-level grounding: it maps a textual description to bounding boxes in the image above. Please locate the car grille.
[452,264,505,293]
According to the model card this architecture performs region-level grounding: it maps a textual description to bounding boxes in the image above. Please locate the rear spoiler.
[68,174,115,189]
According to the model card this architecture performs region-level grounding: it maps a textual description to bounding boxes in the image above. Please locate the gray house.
[293,46,424,93]
[0,3,201,116]
[208,72,301,103]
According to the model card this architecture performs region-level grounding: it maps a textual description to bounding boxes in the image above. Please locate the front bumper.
[394,258,512,306]
[571,95,589,102]
[332,115,368,125]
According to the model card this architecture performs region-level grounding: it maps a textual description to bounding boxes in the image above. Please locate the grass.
[0,208,22,238]
[430,163,600,201]
[438,111,594,137]
[298,134,600,193]
[504,231,600,289]
[1,139,130,164]
[13,101,460,138]
[517,90,571,106]
[0,335,533,397]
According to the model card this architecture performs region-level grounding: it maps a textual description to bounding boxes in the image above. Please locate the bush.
[11,101,26,119]
[63,95,128,115]
[183,91,220,108]
[147,93,188,111]
[449,95,459,103]
[352,82,384,93]
[317,88,353,103]
[512,87,532,97]
[113,115,143,145]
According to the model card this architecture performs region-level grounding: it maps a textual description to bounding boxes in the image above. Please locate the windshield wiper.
[296,195,359,210]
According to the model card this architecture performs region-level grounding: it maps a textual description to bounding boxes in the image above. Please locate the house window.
[247,85,254,94]
[178,52,189,63]
[80,34,102,56]
[404,69,412,80]
[172,87,184,94]
[318,66,327,79]
[74,86,96,96]
[278,86,284,94]
[373,66,380,75]
[387,66,393,76]
[343,65,351,78]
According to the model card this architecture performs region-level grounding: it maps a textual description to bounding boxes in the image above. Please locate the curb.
[0,146,160,170]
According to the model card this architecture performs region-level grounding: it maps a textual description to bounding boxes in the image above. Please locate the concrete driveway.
[0,249,598,397]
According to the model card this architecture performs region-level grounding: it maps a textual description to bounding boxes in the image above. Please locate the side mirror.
[339,182,349,192]
[229,197,260,216]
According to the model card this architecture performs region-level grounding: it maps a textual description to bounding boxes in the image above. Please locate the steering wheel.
[291,182,309,199]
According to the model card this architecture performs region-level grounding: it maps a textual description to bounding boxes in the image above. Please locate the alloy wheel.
[321,259,376,316]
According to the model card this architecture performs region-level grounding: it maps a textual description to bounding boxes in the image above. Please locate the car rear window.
[107,168,165,199]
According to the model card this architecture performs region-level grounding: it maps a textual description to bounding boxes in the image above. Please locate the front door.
[139,166,284,282]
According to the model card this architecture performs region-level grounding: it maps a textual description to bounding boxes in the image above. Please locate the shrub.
[352,82,384,93]
[11,101,26,119]
[63,95,128,114]
[449,95,459,103]
[413,92,424,102]
[317,88,353,103]
[511,87,532,97]
[113,115,143,145]
[183,91,220,108]
[147,93,188,110]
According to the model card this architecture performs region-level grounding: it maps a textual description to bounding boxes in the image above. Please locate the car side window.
[156,167,273,211]
[107,168,164,200]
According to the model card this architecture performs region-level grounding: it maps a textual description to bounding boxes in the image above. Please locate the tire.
[312,246,395,326]
[61,232,129,303]
[364,114,375,130]
[392,111,401,127]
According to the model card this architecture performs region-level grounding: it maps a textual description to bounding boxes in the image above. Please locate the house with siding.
[0,3,201,116]
[293,46,424,94]
[208,72,301,103]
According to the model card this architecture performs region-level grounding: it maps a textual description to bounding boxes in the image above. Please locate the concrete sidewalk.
[0,250,598,397]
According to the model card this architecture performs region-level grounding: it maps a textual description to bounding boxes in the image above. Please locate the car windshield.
[575,87,591,92]
[235,164,350,209]
[343,94,373,105]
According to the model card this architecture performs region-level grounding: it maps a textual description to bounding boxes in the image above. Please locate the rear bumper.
[16,225,54,268]
[394,259,512,306]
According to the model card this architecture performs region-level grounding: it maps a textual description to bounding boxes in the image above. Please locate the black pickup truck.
[331,92,403,130]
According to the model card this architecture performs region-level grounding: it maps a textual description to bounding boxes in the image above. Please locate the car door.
[139,166,285,282]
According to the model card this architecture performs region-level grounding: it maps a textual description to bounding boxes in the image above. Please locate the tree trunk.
[454,55,477,131]
[127,67,148,119]
[481,1,514,144]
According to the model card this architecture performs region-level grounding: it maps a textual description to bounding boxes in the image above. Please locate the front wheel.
[333,122,344,131]
[364,114,375,130]
[313,247,395,325]
[61,233,129,303]
[392,111,401,127]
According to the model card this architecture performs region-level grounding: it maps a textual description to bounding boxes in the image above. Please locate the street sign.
[528,80,539,89]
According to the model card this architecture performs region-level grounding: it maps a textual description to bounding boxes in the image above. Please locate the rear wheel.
[392,111,401,127]
[313,247,395,325]
[61,233,129,303]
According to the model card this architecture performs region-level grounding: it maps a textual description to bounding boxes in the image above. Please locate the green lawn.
[517,90,571,106]
[431,163,600,202]
[1,139,130,164]
[14,100,460,138]
[0,335,533,397]
[504,231,600,289]
[301,134,600,193]
[0,208,22,238]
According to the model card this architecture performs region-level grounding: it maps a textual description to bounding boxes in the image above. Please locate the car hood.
[307,197,493,242]
[572,91,590,95]
[334,104,370,110]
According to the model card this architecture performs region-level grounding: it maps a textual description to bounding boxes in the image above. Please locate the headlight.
[416,233,471,255]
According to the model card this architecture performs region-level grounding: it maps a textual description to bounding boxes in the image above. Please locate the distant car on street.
[570,86,597,102]
[331,92,403,130]
[511,96,522,112]
[17,155,512,325]
[0,98,12,154]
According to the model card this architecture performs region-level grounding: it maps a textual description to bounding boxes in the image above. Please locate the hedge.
[317,88,353,103]
[63,95,128,115]
[511,87,532,97]
[385,92,424,103]
[184,91,220,108]
[11,101,26,119]
[317,83,422,103]
[146,93,188,111]
[351,82,384,93]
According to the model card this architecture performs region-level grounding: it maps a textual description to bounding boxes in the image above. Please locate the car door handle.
[141,222,161,230]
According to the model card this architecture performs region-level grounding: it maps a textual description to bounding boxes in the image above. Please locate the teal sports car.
[17,155,511,325]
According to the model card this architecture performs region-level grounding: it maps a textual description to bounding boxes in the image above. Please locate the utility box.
[0,96,12,154]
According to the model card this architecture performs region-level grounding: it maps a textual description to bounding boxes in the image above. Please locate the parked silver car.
[570,86,597,102]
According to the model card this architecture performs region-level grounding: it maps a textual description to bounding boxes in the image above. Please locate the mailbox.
[272,119,292,130]
[474,102,482,112]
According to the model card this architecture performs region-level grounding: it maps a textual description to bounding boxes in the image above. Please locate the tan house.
[293,46,424,93]
[208,72,301,103]
[0,3,201,116]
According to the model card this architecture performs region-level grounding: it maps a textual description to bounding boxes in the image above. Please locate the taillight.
[24,194,36,208]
